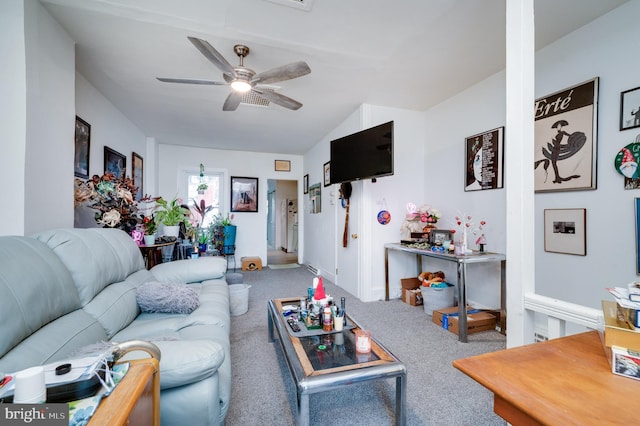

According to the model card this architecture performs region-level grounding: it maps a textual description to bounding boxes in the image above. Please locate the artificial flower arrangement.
[74,173,139,232]
[400,202,442,234]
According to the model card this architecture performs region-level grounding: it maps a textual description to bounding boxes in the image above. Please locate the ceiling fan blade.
[156,77,227,85]
[223,92,243,111]
[187,36,236,77]
[252,61,311,85]
[254,89,303,110]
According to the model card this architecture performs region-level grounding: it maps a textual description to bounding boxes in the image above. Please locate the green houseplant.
[209,213,236,255]
[155,197,189,226]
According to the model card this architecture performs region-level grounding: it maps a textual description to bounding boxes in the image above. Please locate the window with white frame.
[185,171,223,228]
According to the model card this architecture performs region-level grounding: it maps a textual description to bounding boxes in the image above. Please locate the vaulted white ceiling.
[41,0,627,154]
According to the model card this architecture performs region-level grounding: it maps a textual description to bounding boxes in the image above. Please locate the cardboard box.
[241,256,262,271]
[602,300,640,352]
[612,346,640,381]
[402,288,423,306]
[400,278,423,306]
[432,306,496,336]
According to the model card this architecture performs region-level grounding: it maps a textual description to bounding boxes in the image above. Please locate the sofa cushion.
[33,228,145,306]
[150,256,227,284]
[136,281,200,314]
[0,236,81,359]
[82,270,152,339]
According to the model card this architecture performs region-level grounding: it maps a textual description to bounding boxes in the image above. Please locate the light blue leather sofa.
[0,228,231,425]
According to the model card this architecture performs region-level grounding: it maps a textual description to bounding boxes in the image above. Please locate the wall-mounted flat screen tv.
[330,121,394,184]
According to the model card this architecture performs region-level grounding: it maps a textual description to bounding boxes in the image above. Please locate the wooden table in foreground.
[453,331,639,425]
[89,358,160,426]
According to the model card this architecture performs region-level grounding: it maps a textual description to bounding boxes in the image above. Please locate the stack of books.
[603,283,640,381]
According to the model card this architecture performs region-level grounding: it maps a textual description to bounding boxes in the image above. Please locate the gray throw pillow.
[136,281,200,314]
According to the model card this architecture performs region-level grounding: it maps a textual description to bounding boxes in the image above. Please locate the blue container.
[223,225,237,254]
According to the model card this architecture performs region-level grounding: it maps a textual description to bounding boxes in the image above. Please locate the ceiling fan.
[157,37,311,111]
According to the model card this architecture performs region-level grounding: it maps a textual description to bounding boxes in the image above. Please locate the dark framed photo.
[620,86,640,131]
[534,78,598,192]
[544,208,586,256]
[275,159,291,172]
[132,152,143,201]
[464,126,504,191]
[323,161,331,187]
[104,146,126,179]
[74,116,91,178]
[430,229,452,245]
[303,174,309,194]
[231,176,258,213]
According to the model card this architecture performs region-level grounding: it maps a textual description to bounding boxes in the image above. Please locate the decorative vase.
[131,226,144,245]
[163,225,180,238]
[144,234,156,245]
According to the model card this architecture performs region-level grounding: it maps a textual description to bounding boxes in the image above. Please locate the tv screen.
[330,121,394,184]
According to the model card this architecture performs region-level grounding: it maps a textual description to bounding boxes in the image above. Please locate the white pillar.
[505,0,536,347]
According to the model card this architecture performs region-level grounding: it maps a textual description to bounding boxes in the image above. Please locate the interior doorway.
[267,179,299,265]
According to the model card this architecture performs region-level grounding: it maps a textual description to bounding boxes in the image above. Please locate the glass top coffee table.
[267,297,406,426]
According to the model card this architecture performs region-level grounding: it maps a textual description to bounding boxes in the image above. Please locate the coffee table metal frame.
[267,298,407,426]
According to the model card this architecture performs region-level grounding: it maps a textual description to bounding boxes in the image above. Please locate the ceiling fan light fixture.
[231,80,252,92]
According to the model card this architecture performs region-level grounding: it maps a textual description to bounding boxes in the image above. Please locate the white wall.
[157,144,303,264]
[533,1,640,309]
[75,73,147,187]
[0,0,27,235]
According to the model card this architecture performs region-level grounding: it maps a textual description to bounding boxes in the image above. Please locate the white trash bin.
[229,284,251,316]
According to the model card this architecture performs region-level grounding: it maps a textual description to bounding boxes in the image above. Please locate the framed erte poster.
[104,146,126,179]
[231,176,258,213]
[464,126,504,191]
[74,116,91,178]
[544,208,586,256]
[533,78,598,192]
[620,86,640,131]
[132,152,143,201]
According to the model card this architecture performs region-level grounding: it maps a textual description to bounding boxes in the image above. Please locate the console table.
[453,331,639,425]
[384,243,506,342]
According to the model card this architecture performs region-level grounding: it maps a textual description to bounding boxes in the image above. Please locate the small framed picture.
[104,146,126,179]
[132,152,143,201]
[303,174,309,194]
[464,127,504,191]
[430,229,452,245]
[544,208,586,256]
[231,176,258,213]
[74,116,91,178]
[323,161,331,187]
[620,86,640,131]
[275,159,291,172]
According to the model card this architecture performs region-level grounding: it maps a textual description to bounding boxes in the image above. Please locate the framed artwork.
[636,199,640,274]
[303,174,309,194]
[309,183,321,214]
[231,176,258,213]
[323,161,331,187]
[104,146,126,179]
[534,78,598,192]
[430,229,452,245]
[620,86,640,131]
[464,126,504,191]
[275,159,291,172]
[544,208,586,256]
[132,152,143,201]
[74,116,91,178]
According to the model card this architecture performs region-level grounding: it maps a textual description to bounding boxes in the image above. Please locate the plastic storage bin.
[229,284,251,316]
[422,284,454,316]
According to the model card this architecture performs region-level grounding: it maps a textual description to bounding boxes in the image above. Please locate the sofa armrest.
[117,339,225,390]
[150,257,227,283]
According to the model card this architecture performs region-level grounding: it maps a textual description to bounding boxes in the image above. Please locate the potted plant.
[209,213,236,255]
[155,197,189,237]
[142,216,157,245]
[197,228,210,253]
